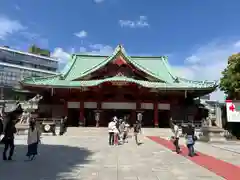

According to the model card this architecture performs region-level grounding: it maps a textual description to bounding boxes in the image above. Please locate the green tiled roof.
[21,75,217,90]
[20,45,218,91]
[61,45,176,83]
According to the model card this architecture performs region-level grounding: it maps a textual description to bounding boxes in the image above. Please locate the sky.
[1,0,240,101]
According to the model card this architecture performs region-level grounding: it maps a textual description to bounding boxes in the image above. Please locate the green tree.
[220,53,240,99]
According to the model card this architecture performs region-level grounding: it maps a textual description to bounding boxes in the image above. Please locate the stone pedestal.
[199,126,226,142]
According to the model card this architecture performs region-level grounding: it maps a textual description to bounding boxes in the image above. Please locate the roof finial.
[118,44,123,49]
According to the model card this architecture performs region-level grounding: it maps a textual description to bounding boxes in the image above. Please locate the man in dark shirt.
[2,119,16,160]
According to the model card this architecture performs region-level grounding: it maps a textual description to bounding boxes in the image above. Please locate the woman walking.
[26,120,40,161]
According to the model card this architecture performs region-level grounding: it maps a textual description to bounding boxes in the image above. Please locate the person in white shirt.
[26,120,40,160]
[108,118,116,145]
[172,122,181,154]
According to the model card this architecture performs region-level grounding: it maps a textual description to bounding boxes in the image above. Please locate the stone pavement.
[212,142,240,154]
[0,128,236,180]
[142,127,240,166]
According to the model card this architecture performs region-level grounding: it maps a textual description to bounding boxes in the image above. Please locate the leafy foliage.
[220,53,240,99]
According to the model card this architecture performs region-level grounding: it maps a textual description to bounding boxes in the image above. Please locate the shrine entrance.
[84,109,96,127]
[102,109,133,126]
[142,110,154,127]
[67,108,80,127]
[158,110,171,128]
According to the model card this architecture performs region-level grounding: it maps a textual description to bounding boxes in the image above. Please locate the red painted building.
[20,45,217,127]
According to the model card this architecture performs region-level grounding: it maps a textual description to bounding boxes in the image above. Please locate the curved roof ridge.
[125,54,170,83]
[160,56,177,80]
[75,48,121,77]
[61,55,77,78]
[21,75,217,90]
[21,74,61,84]
[178,77,218,86]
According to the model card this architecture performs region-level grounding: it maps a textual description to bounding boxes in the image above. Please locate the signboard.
[111,81,128,86]
[226,100,240,122]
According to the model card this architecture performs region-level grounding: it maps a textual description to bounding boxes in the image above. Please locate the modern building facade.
[0,46,58,99]
[20,45,217,127]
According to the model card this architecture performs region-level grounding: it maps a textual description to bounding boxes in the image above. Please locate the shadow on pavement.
[0,143,93,180]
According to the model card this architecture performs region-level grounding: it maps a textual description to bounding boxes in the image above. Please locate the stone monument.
[16,94,43,132]
[200,101,226,142]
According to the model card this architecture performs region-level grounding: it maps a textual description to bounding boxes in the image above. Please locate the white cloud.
[173,40,240,101]
[51,48,71,63]
[0,16,25,39]
[119,16,149,28]
[52,44,113,64]
[74,30,87,38]
[88,44,113,55]
[94,0,105,3]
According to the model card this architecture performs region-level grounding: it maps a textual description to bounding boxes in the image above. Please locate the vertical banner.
[226,100,240,122]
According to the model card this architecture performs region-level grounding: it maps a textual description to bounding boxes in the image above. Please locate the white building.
[0,46,59,99]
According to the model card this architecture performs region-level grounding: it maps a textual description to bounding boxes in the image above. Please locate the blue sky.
[1,0,240,100]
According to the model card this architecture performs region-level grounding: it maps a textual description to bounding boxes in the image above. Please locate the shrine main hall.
[20,45,217,127]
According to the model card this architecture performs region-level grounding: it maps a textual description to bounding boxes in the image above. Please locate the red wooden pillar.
[154,102,159,127]
[80,101,84,126]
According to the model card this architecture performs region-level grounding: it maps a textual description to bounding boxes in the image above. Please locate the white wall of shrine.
[66,101,171,110]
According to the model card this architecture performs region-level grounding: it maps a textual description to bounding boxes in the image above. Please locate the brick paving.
[0,128,237,180]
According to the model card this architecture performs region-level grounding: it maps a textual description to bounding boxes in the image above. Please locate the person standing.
[113,124,119,146]
[118,119,125,144]
[186,123,195,157]
[26,120,40,160]
[2,118,16,161]
[172,122,181,154]
[59,116,67,135]
[108,118,115,145]
[133,120,141,145]
[123,120,130,143]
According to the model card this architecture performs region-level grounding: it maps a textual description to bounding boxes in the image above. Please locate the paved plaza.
[0,128,240,180]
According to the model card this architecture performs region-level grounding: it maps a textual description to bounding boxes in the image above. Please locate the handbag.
[193,135,198,141]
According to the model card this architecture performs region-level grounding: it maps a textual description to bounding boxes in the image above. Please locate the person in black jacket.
[2,118,16,160]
